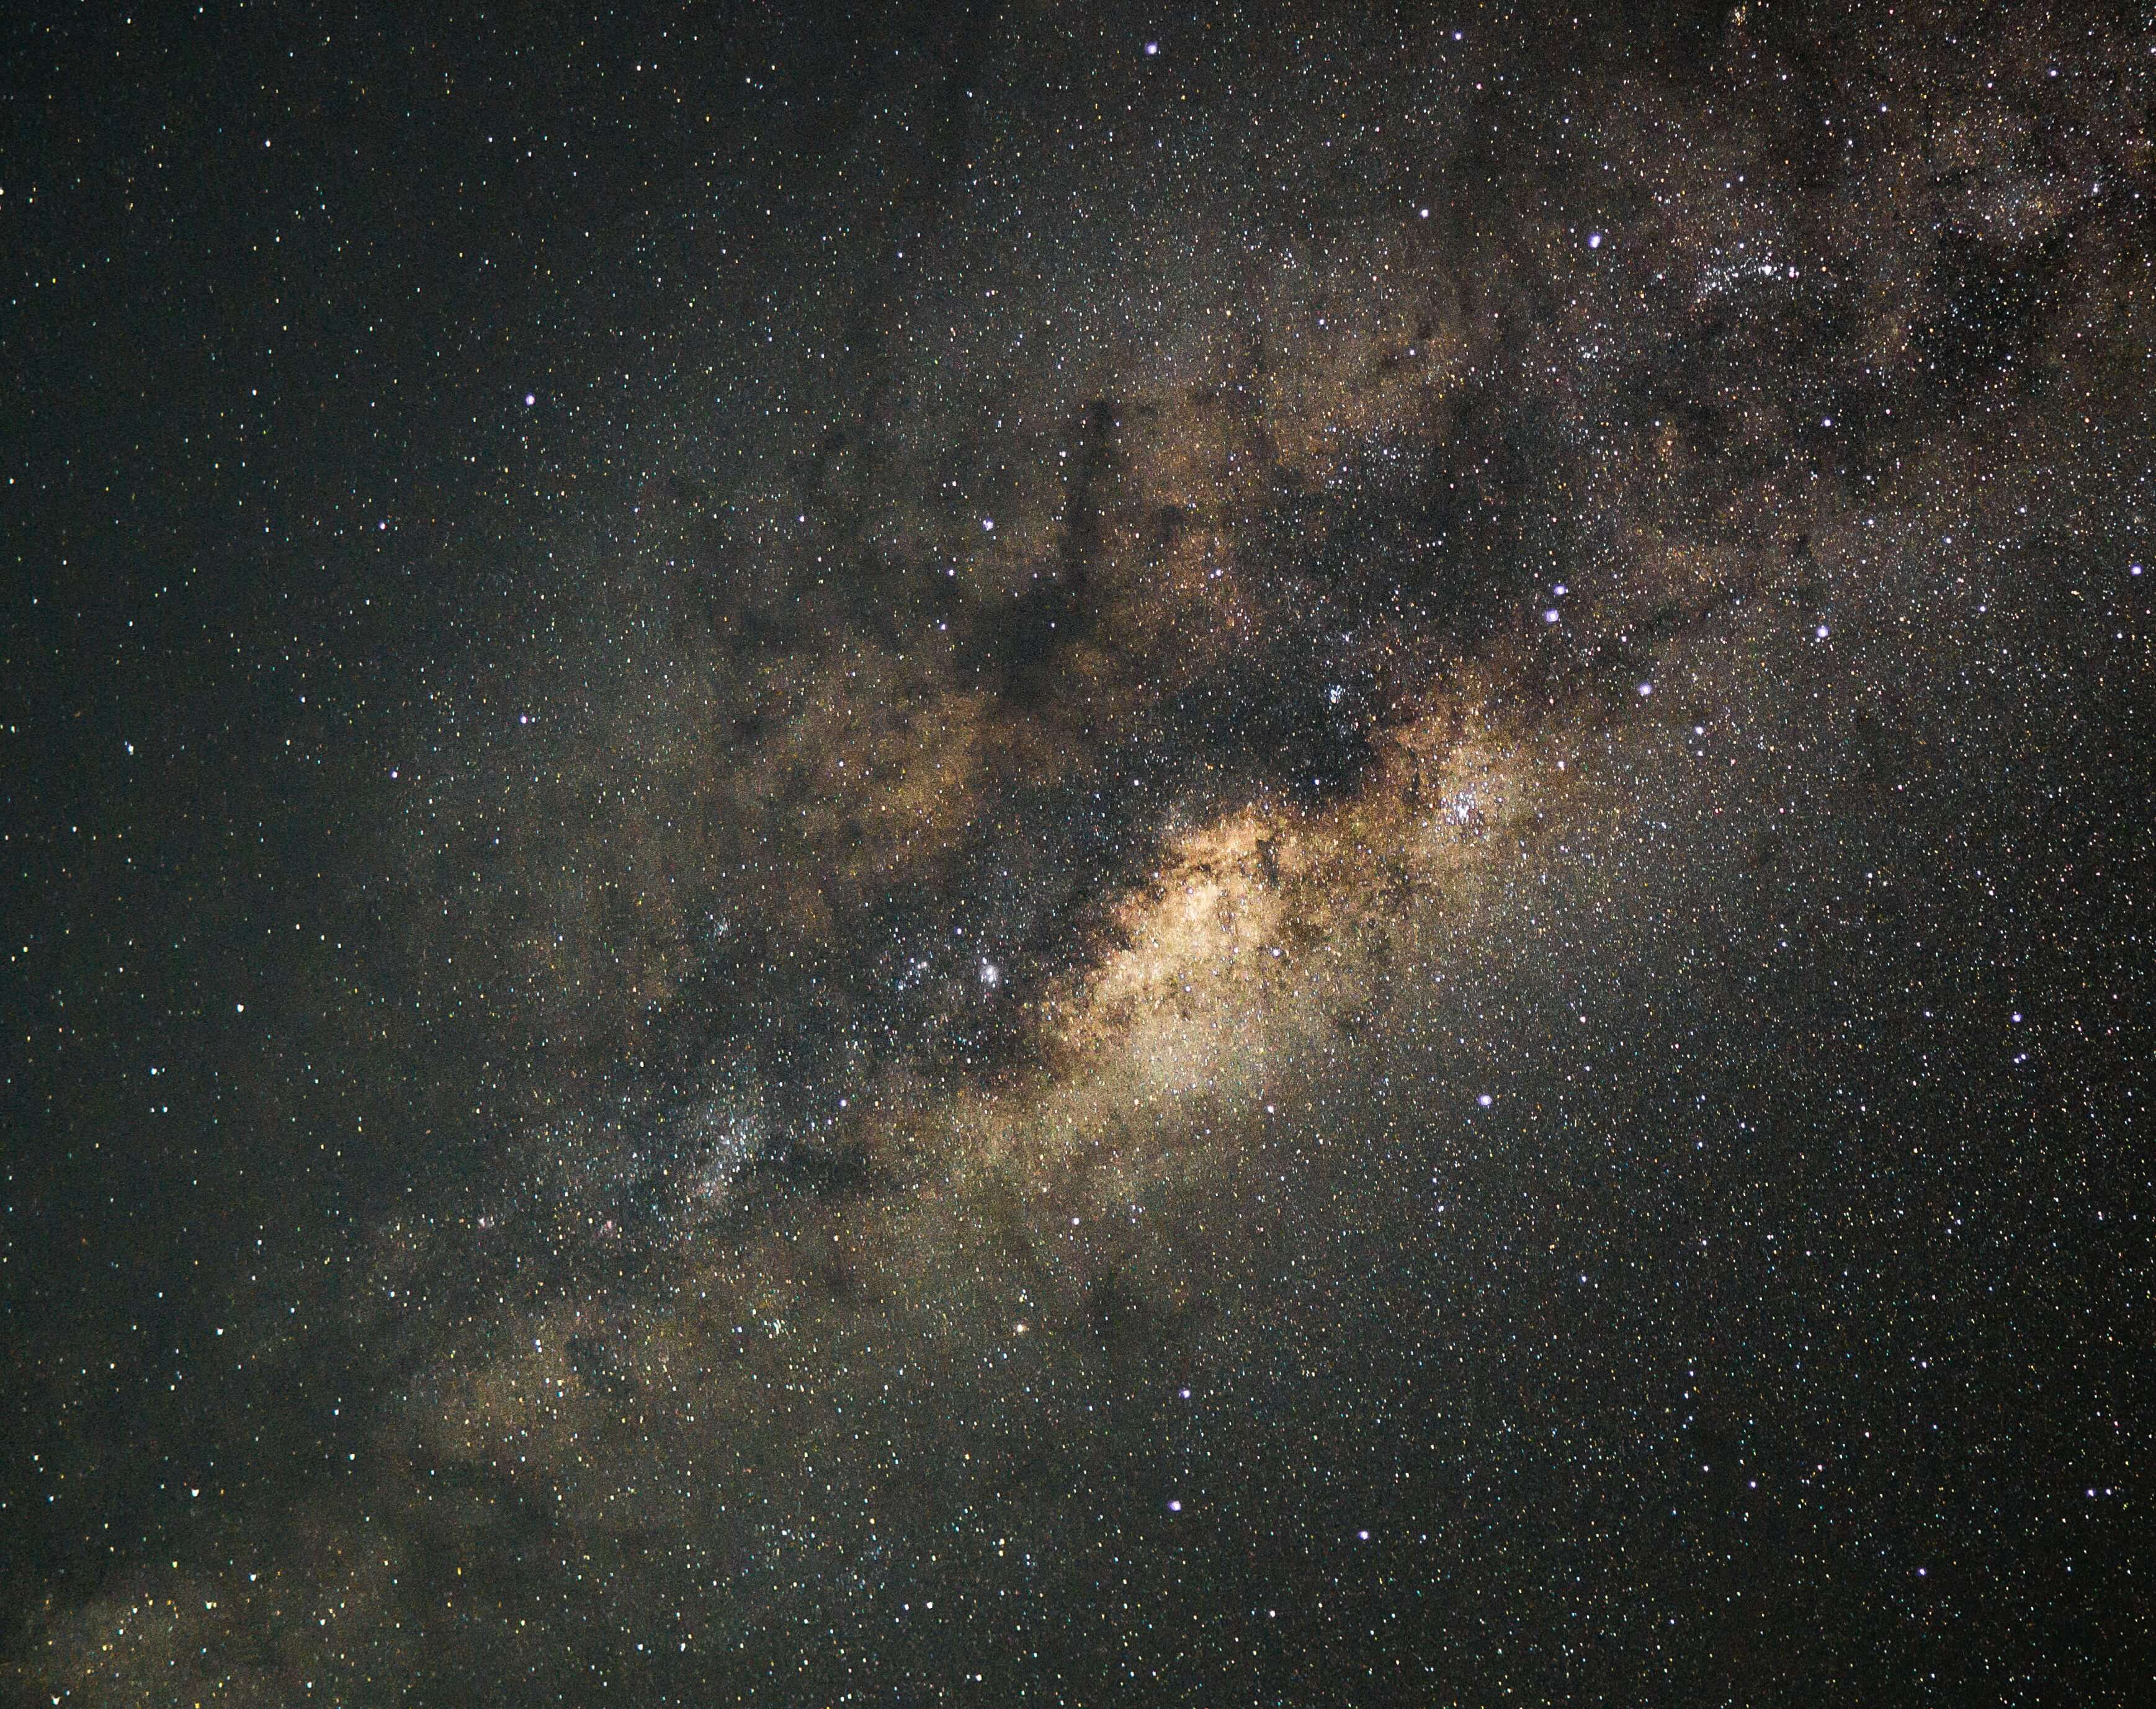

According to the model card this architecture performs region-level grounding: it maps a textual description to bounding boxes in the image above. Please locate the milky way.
[7,3,2153,1703]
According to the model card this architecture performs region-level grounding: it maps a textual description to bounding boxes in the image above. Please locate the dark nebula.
[5,2,2152,1704]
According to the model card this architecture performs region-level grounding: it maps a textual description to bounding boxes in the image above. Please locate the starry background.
[4,1,2154,1703]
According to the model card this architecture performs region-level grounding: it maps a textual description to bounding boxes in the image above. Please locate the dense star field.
[4,2,2153,1702]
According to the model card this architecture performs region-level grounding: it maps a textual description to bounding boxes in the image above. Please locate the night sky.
[5,2,2154,1703]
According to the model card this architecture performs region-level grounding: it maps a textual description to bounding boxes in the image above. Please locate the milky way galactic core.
[5,4,2151,1705]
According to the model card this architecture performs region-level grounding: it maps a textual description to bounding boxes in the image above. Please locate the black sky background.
[6,2,2155,1704]
[3,0,894,1547]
